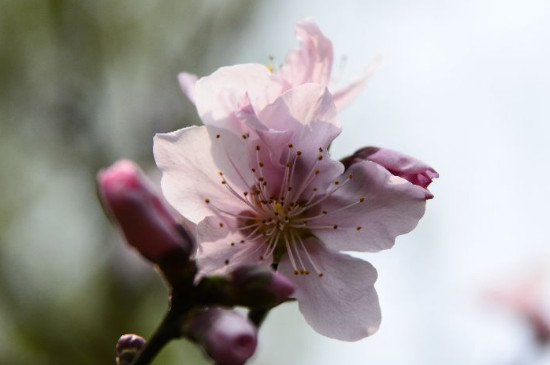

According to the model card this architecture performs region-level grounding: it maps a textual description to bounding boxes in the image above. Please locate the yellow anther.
[274,202,285,216]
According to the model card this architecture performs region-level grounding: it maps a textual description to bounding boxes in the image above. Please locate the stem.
[248,307,270,327]
[130,311,181,365]
[247,262,279,327]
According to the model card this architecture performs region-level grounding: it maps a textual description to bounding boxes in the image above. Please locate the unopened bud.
[186,308,257,365]
[228,265,294,308]
[97,160,193,263]
[116,333,146,365]
[341,147,438,199]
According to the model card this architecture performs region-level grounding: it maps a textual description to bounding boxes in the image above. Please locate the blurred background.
[1,0,550,364]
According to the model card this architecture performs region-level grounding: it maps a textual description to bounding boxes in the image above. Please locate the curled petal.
[278,237,380,341]
[341,146,438,198]
[313,160,427,252]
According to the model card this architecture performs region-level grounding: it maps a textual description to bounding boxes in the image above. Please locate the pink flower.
[178,19,377,133]
[154,84,429,341]
[341,147,439,199]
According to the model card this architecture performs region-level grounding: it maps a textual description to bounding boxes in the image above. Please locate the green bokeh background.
[0,1,259,363]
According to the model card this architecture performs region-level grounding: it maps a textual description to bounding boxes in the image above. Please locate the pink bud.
[187,308,258,365]
[229,265,294,307]
[341,147,438,199]
[269,271,295,303]
[97,160,193,263]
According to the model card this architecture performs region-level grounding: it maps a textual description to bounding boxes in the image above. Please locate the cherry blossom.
[154,84,429,341]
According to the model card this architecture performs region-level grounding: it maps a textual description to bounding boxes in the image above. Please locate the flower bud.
[341,147,438,198]
[228,265,294,308]
[186,308,258,365]
[116,333,146,365]
[97,160,193,263]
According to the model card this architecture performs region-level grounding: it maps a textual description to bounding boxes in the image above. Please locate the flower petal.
[278,18,333,86]
[278,237,380,341]
[194,64,283,132]
[341,146,438,199]
[258,83,341,131]
[178,72,198,105]
[312,160,427,252]
[251,84,345,198]
[154,126,255,224]
[196,216,267,277]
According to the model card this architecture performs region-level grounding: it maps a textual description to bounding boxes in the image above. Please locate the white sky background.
[205,1,550,364]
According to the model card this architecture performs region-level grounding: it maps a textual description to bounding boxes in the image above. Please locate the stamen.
[210,206,257,221]
[260,231,280,261]
[220,177,263,214]
[288,223,335,229]
[241,224,265,242]
[287,151,323,204]
[278,145,294,200]
[299,173,355,211]
[284,234,300,275]
[289,231,308,275]
[307,198,364,218]
[235,221,263,231]
[295,233,323,277]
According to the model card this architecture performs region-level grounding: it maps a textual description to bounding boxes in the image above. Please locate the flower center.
[204,135,364,277]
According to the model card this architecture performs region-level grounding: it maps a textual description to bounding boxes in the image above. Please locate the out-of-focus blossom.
[178,18,377,134]
[487,267,550,346]
[154,84,429,340]
[341,147,438,199]
[97,160,193,263]
[186,308,258,365]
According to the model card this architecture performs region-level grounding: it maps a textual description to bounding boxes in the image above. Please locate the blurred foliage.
[0,0,258,363]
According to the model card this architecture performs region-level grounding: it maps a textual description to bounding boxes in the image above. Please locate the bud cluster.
[97,160,294,365]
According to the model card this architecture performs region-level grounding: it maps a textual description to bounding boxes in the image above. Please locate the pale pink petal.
[196,216,268,276]
[258,83,341,131]
[341,146,439,199]
[250,84,345,197]
[312,160,427,252]
[278,237,380,341]
[331,56,381,110]
[178,72,198,105]
[278,18,333,87]
[153,126,255,224]
[194,64,283,132]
